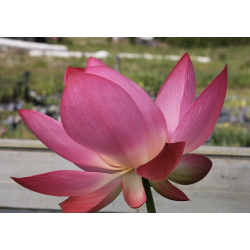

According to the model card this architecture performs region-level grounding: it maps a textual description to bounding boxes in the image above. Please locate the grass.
[0,111,37,139]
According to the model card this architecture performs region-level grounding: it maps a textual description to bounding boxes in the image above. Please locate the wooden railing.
[1,139,250,212]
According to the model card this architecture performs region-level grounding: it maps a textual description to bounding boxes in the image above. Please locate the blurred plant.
[223,95,250,108]
[208,123,250,147]
[133,70,166,96]
[154,37,250,48]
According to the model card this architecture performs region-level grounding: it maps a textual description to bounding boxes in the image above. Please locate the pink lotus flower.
[12,54,227,212]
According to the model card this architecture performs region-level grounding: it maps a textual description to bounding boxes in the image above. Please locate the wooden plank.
[1,139,250,212]
[136,190,250,213]
[0,149,77,210]
[193,145,250,157]
[2,139,250,156]
[0,139,47,149]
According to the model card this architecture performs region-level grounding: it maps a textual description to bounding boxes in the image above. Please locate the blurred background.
[0,37,250,147]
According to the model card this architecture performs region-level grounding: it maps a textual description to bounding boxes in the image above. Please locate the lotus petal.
[121,170,146,208]
[168,154,212,185]
[85,58,168,161]
[88,185,122,213]
[99,154,122,167]
[86,57,106,67]
[171,65,227,154]
[135,142,185,182]
[18,109,115,172]
[75,67,85,72]
[155,54,196,140]
[64,66,85,85]
[12,170,124,197]
[59,175,122,213]
[61,73,149,168]
[75,164,123,173]
[151,179,189,201]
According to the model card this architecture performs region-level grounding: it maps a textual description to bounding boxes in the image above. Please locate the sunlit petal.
[61,72,149,168]
[121,170,146,208]
[156,54,196,140]
[18,109,114,171]
[171,65,227,153]
[85,58,168,161]
[12,170,124,197]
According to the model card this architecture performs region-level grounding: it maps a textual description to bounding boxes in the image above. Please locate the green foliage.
[223,96,250,109]
[34,60,48,68]
[0,121,37,140]
[0,76,29,103]
[154,37,250,48]
[132,69,167,95]
[208,123,250,147]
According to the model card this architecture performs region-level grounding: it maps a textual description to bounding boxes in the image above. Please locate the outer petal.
[18,109,115,172]
[171,65,227,154]
[121,170,146,208]
[150,179,189,201]
[59,175,122,213]
[85,58,168,162]
[88,184,122,213]
[168,154,212,185]
[61,73,148,168]
[155,53,196,140]
[12,170,124,197]
[86,57,106,67]
[64,66,85,85]
[135,142,185,182]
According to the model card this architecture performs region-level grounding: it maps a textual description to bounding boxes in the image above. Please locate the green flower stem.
[142,178,156,213]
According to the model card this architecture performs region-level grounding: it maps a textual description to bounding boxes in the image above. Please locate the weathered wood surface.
[1,139,250,212]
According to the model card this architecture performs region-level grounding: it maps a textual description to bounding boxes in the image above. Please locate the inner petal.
[61,72,149,168]
[121,169,146,208]
[99,154,126,169]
